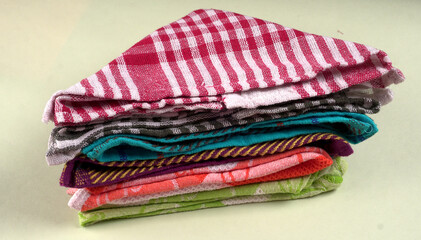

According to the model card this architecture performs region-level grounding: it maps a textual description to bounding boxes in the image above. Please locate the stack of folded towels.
[42,9,404,226]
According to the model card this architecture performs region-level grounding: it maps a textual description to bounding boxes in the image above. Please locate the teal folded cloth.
[82,111,377,162]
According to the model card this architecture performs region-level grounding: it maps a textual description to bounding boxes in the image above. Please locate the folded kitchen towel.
[61,133,352,188]
[47,92,378,165]
[42,9,404,126]
[40,7,405,228]
[81,111,375,163]
[69,146,334,212]
[78,157,346,226]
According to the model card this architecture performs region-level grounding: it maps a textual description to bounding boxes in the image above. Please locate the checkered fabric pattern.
[42,9,404,126]
[46,92,378,166]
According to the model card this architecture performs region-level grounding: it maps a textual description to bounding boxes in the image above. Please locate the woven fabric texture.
[47,92,378,165]
[42,9,404,126]
[81,111,375,163]
[78,157,346,226]
[61,133,352,188]
[69,147,333,212]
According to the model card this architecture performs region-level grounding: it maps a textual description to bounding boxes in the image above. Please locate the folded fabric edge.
[46,148,80,166]
[41,53,405,125]
[68,188,91,211]
[77,156,347,226]
[70,149,335,211]
[42,91,59,123]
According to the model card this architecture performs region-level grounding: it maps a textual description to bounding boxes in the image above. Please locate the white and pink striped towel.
[43,9,404,126]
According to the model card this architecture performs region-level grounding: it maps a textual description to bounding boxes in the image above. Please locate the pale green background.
[0,0,420,239]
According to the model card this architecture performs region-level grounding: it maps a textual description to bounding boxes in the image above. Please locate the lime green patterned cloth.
[79,157,347,226]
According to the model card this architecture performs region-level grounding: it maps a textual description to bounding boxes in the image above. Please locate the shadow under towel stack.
[42,9,404,226]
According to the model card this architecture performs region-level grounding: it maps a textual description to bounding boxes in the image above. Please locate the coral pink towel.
[69,146,332,211]
[43,9,404,126]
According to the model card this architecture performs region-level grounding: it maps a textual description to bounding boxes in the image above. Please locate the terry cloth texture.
[42,8,404,126]
[60,133,352,188]
[81,111,376,163]
[69,146,333,212]
[46,91,379,165]
[77,157,346,226]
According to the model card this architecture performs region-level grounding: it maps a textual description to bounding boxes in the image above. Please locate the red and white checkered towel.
[43,9,404,126]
